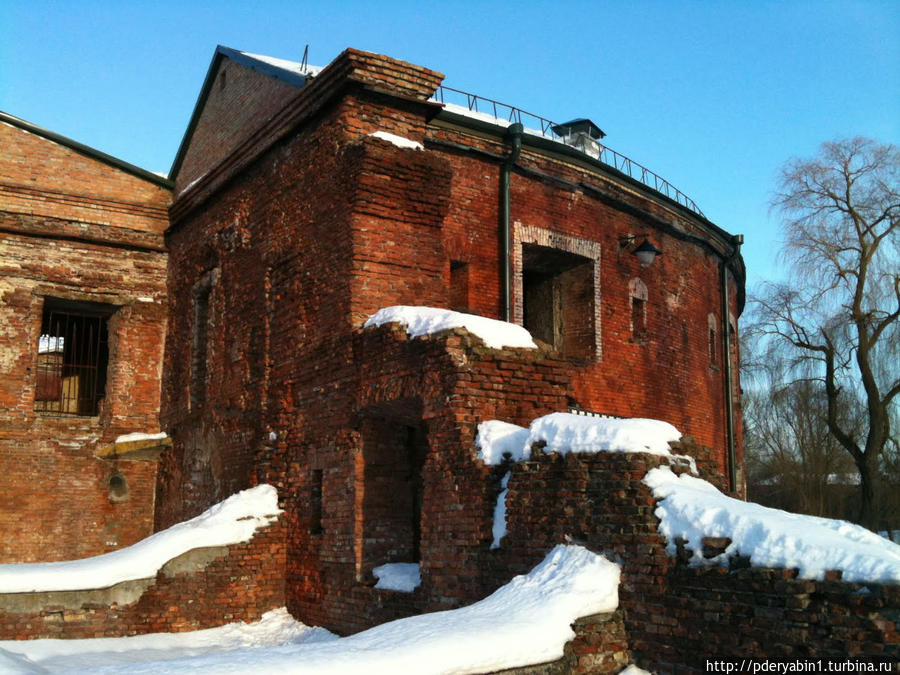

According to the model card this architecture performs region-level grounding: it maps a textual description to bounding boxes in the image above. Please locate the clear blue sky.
[1,0,897,290]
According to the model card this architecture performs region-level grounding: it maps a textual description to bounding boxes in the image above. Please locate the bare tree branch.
[749,137,900,527]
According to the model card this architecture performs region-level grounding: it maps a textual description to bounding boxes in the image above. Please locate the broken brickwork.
[0,114,171,562]
[0,517,285,640]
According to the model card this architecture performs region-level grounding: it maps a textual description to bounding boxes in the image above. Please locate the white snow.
[491,471,511,549]
[437,102,550,140]
[0,609,336,674]
[475,420,530,464]
[367,131,423,150]
[364,306,537,350]
[0,545,619,674]
[645,466,900,583]
[372,563,421,592]
[475,413,682,467]
[114,432,167,444]
[0,485,281,593]
[529,413,681,457]
[239,50,323,77]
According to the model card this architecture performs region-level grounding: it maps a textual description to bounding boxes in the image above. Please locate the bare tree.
[744,374,859,519]
[752,137,899,528]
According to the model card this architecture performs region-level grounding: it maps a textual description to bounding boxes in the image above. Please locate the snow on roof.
[0,545,619,674]
[439,102,550,139]
[364,306,537,350]
[645,467,900,584]
[367,130,423,150]
[0,485,281,593]
[476,413,682,466]
[238,50,323,77]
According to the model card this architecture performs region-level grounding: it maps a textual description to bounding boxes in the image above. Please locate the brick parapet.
[0,517,285,640]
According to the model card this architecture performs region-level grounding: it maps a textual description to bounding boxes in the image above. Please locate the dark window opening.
[632,297,646,339]
[108,473,129,503]
[522,244,593,359]
[36,299,112,416]
[629,278,648,342]
[358,405,428,580]
[191,272,215,409]
[310,469,324,535]
[449,260,469,313]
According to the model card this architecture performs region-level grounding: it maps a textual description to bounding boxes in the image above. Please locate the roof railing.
[432,85,705,218]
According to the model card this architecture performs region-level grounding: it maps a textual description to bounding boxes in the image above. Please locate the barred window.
[36,299,113,416]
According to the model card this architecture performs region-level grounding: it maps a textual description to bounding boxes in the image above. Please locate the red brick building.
[0,112,171,562]
[0,45,744,637]
[155,47,745,633]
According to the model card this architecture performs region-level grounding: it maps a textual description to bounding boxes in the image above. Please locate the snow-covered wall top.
[367,131,423,150]
[645,467,900,584]
[476,413,683,466]
[364,306,537,350]
[0,485,281,594]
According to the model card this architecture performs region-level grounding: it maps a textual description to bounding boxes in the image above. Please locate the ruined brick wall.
[0,518,285,640]
[0,118,170,562]
[495,451,898,670]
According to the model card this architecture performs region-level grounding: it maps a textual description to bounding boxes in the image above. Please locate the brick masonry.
[0,116,171,562]
[0,518,285,640]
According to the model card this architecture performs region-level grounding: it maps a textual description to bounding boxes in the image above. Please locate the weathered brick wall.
[0,518,285,640]
[0,119,170,563]
[427,120,744,483]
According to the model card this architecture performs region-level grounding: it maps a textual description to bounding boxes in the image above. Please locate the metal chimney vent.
[551,118,606,160]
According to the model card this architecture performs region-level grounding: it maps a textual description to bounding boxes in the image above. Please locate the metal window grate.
[35,308,109,416]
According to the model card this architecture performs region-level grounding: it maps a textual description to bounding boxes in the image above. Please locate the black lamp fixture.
[632,239,662,267]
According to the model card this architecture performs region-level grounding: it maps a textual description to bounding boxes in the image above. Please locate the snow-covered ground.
[0,545,620,675]
[364,306,537,350]
[0,485,280,593]
[646,466,900,583]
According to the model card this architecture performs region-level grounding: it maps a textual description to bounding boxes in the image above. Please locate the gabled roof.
[168,46,318,180]
[0,110,172,188]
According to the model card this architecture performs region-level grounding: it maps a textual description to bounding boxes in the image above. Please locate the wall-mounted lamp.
[618,235,662,267]
[632,239,662,267]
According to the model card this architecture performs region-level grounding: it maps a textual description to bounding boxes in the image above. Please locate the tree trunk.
[856,457,876,529]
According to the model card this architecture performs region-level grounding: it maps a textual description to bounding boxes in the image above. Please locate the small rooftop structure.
[552,118,606,161]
